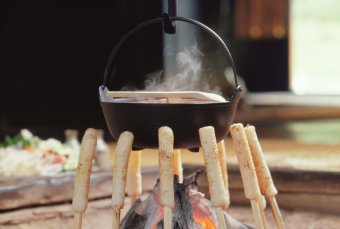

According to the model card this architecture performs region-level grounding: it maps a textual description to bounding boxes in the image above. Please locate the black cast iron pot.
[100,15,242,151]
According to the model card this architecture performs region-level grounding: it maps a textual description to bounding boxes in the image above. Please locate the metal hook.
[163,13,176,34]
[163,0,177,34]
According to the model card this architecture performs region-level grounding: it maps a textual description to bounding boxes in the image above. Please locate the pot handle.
[102,15,241,99]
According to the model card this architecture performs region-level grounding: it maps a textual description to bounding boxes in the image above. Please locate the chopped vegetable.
[0,129,80,176]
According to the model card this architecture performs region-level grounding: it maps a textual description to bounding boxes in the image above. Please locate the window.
[291,0,340,94]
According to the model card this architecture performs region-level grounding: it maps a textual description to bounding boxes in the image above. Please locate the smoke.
[143,45,222,94]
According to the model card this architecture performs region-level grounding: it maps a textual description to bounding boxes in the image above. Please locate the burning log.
[120,172,253,229]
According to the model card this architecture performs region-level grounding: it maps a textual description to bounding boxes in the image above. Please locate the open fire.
[121,174,251,229]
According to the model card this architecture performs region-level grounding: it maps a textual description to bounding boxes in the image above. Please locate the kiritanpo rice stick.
[199,126,228,229]
[111,131,134,229]
[173,149,183,183]
[217,140,230,208]
[245,125,285,229]
[230,123,264,229]
[126,150,142,203]
[158,126,175,229]
[72,128,97,229]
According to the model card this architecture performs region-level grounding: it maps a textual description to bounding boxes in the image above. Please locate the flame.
[193,213,217,229]
[190,189,219,229]
[149,204,218,229]
[124,181,225,229]
[151,210,217,229]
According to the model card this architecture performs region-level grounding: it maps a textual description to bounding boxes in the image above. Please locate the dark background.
[1,0,288,139]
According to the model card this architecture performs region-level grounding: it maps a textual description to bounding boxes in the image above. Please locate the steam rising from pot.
[145,45,221,94]
[122,44,222,95]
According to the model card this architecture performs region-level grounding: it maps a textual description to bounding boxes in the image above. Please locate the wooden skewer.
[245,125,286,229]
[74,213,82,229]
[126,150,142,203]
[229,124,264,229]
[260,211,268,229]
[72,128,97,229]
[199,126,229,229]
[106,91,226,103]
[269,196,285,229]
[112,208,120,229]
[217,140,230,209]
[158,126,175,229]
[216,207,227,229]
[251,200,265,229]
[164,206,173,229]
[258,195,269,229]
[111,131,134,229]
[173,149,183,183]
